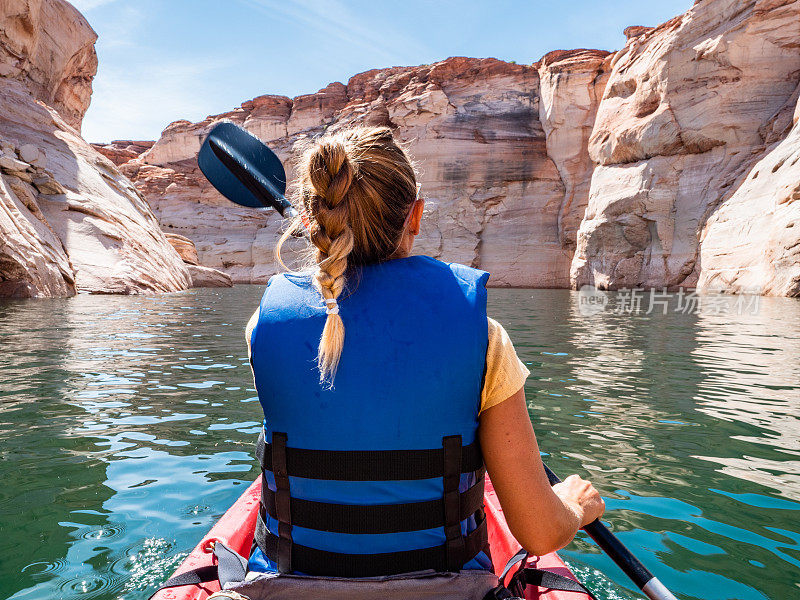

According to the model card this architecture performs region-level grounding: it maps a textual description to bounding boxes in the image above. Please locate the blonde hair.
[276,126,418,382]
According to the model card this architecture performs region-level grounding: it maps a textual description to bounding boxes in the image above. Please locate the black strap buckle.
[147,541,247,599]
[495,547,599,600]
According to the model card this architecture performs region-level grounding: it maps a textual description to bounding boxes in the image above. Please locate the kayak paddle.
[543,463,678,600]
[196,125,679,600]
[198,121,298,219]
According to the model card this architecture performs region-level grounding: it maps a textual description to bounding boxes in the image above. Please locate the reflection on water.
[0,290,261,599]
[1,287,798,599]
[493,289,800,600]
[690,304,800,499]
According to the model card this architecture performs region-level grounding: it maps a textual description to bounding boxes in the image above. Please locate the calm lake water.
[1,286,798,600]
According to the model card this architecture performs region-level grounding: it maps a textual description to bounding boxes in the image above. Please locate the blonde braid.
[305,140,355,381]
[274,126,419,384]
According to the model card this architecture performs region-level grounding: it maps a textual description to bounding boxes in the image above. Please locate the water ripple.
[1,287,798,600]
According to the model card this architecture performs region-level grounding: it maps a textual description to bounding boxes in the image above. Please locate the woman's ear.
[410,198,424,235]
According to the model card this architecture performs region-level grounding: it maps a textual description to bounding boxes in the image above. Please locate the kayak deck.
[153,475,590,600]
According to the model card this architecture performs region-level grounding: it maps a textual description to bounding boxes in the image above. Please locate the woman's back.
[249,256,492,574]
[251,256,487,447]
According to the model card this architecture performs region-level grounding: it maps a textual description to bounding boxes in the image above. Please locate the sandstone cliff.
[120,58,574,287]
[110,0,800,296]
[0,0,191,297]
[572,0,800,296]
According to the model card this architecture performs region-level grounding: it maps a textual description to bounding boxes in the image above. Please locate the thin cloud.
[82,57,233,142]
[92,4,146,49]
[241,0,431,66]
[81,1,232,141]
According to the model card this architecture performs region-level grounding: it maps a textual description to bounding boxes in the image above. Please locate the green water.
[1,286,798,600]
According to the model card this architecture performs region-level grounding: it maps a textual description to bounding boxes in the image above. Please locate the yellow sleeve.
[480,317,530,413]
[245,308,259,358]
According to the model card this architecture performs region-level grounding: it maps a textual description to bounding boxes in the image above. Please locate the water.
[0,286,798,600]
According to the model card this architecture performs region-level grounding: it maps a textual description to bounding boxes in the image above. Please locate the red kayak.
[153,475,591,600]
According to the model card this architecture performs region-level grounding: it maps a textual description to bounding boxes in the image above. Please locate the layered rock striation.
[0,0,191,297]
[116,0,800,296]
[164,232,233,288]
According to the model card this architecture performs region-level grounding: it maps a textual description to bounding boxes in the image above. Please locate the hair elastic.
[324,298,339,315]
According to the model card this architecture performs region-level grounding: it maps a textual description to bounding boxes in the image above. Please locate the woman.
[244,126,604,581]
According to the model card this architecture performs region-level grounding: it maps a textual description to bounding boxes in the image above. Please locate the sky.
[72,0,693,143]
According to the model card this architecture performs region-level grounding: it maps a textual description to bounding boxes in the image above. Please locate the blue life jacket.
[248,255,492,577]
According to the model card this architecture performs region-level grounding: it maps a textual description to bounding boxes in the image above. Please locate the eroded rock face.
[124,57,575,287]
[572,0,800,295]
[537,49,612,253]
[0,0,98,131]
[0,161,74,298]
[115,0,800,296]
[0,0,191,297]
[164,232,199,265]
[164,231,233,287]
[187,264,233,288]
[698,83,800,297]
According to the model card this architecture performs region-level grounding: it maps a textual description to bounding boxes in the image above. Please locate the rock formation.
[5,2,796,299]
[113,0,800,296]
[164,232,233,288]
[537,49,612,254]
[0,0,97,132]
[572,0,800,297]
[120,58,574,287]
[0,0,191,297]
[697,82,800,296]
[92,140,154,165]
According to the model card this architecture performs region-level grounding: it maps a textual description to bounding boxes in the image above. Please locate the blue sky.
[72,0,692,143]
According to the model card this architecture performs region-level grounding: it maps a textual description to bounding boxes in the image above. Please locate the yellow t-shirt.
[245,312,529,413]
[481,317,530,411]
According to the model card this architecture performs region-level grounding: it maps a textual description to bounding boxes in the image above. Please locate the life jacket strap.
[256,430,489,575]
[271,432,292,573]
[443,434,467,571]
[485,548,599,600]
[261,468,486,534]
[256,428,483,481]
[255,510,489,578]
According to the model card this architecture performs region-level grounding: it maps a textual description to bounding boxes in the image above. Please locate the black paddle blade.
[198,121,294,216]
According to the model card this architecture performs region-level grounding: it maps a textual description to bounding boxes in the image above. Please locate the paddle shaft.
[543,464,678,600]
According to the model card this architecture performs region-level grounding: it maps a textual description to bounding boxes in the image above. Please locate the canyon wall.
[0,0,191,297]
[110,0,800,296]
[115,59,576,287]
[572,0,800,296]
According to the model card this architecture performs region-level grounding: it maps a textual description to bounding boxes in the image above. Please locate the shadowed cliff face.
[0,0,191,298]
[98,0,799,297]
